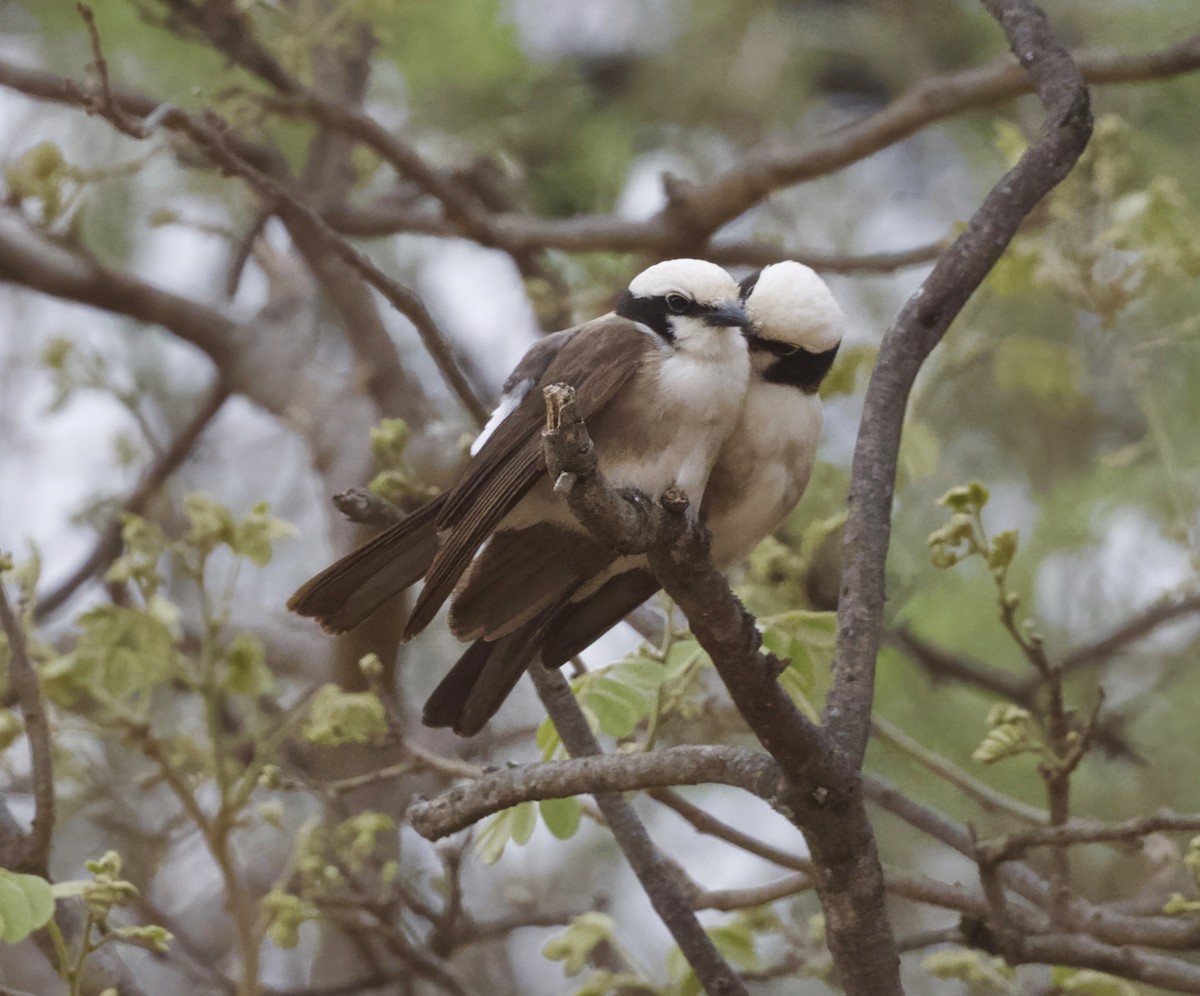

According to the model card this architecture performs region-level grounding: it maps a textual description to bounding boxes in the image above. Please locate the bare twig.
[527,665,751,996]
[36,380,230,620]
[168,111,488,426]
[872,715,1048,825]
[330,488,405,528]
[0,577,54,874]
[649,789,812,874]
[1058,591,1200,678]
[977,809,1200,863]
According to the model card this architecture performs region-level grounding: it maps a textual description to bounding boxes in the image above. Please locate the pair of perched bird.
[289,259,844,735]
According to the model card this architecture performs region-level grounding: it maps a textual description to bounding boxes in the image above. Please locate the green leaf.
[0,711,23,753]
[43,604,178,705]
[542,912,616,976]
[262,888,319,949]
[302,685,387,746]
[183,493,236,555]
[819,343,877,398]
[584,677,645,739]
[938,482,989,514]
[476,810,515,865]
[370,418,411,468]
[1051,967,1140,996]
[112,924,173,953]
[539,797,582,840]
[987,530,1020,574]
[760,611,836,718]
[0,871,55,944]
[973,704,1045,765]
[510,801,537,846]
[536,715,562,761]
[663,641,707,682]
[898,419,940,484]
[231,502,296,566]
[707,921,760,971]
[924,948,1018,994]
[221,633,273,696]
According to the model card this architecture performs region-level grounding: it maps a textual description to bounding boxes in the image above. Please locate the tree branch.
[0,575,55,874]
[540,388,901,994]
[826,0,1093,769]
[408,745,778,841]
[977,810,1200,864]
[526,664,751,996]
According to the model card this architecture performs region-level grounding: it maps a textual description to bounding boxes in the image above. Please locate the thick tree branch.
[826,0,1093,768]
[661,34,1187,239]
[540,387,901,994]
[408,745,779,841]
[0,210,239,375]
[1015,934,1200,993]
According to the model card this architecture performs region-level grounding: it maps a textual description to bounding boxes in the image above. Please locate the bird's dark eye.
[666,293,690,314]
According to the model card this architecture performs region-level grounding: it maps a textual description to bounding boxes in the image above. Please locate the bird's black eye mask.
[617,290,701,342]
[759,342,840,393]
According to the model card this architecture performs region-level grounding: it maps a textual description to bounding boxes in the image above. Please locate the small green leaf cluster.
[924,948,1017,994]
[368,418,436,506]
[46,850,173,993]
[182,494,297,567]
[4,141,77,225]
[990,115,1200,323]
[759,610,837,724]
[972,704,1046,765]
[1164,836,1200,917]
[475,794,583,864]
[263,812,397,948]
[302,684,388,746]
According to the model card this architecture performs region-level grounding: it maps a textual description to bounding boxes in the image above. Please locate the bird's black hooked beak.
[701,301,751,329]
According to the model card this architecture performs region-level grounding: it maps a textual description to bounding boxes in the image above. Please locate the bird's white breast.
[706,383,824,567]
[597,327,750,503]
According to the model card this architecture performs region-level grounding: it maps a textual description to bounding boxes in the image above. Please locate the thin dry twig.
[36,381,231,620]
[0,577,54,874]
[527,665,752,996]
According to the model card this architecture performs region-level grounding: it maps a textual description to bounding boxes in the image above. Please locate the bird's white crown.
[628,258,740,308]
[747,261,844,352]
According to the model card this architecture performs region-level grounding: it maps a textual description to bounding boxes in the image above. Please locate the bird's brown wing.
[539,569,661,668]
[404,317,655,640]
[286,496,444,633]
[422,568,660,735]
[447,524,616,641]
[287,326,584,633]
[422,601,568,736]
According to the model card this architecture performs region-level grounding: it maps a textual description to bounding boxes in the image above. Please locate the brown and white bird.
[424,261,844,734]
[289,259,752,719]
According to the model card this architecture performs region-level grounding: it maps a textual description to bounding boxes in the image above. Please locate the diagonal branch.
[527,665,752,996]
[0,576,55,874]
[35,380,231,621]
[826,0,1093,770]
